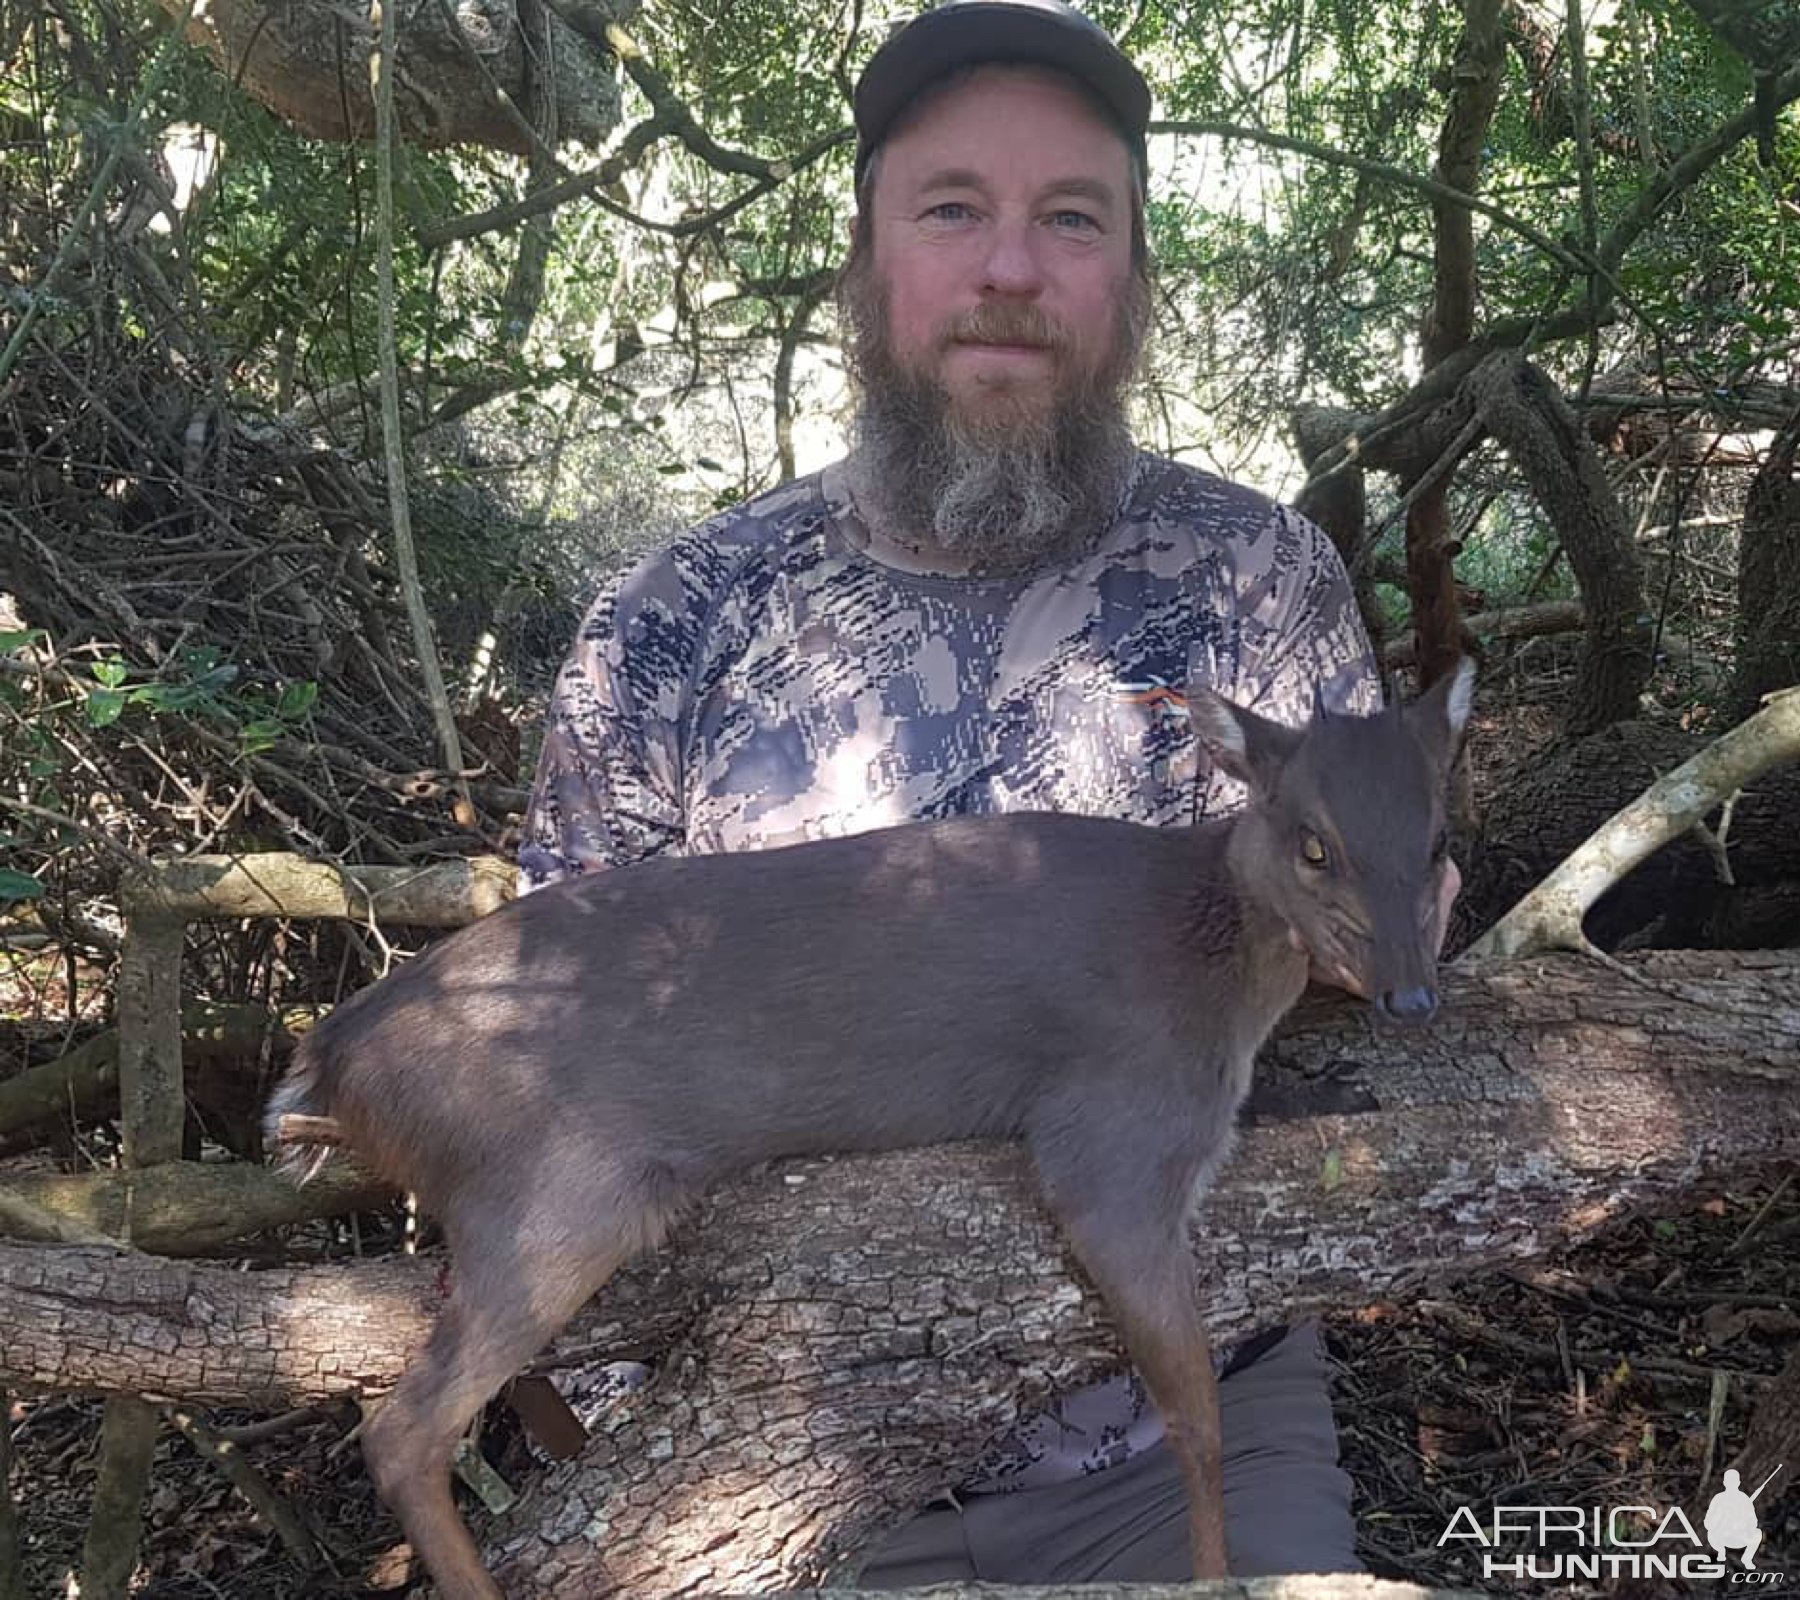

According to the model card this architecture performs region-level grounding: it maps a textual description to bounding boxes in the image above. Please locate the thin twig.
[163,1405,326,1571]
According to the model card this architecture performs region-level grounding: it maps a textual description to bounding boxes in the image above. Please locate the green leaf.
[0,869,45,904]
[129,683,178,710]
[240,719,281,755]
[0,628,48,652]
[87,687,127,727]
[91,659,129,689]
[1320,1148,1344,1191]
[278,680,319,719]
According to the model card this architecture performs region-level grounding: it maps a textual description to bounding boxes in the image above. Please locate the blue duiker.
[268,660,1473,1599]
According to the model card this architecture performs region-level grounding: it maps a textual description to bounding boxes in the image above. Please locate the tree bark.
[0,1157,394,1255]
[1404,0,1506,690]
[159,0,630,153]
[1466,352,1652,732]
[1729,404,1800,723]
[1291,405,1384,661]
[2,951,1796,1596]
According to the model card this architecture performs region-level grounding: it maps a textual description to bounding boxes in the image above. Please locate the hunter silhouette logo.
[1706,1466,1782,1571]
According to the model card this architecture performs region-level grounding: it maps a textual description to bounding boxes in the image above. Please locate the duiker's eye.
[1300,831,1329,869]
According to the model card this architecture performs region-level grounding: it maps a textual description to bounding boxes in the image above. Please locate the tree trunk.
[1291,404,1386,666]
[1730,404,1800,722]
[158,0,630,153]
[3,951,1796,1596]
[1403,0,1506,690]
[1465,352,1652,732]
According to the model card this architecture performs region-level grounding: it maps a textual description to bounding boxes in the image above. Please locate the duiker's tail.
[264,1033,341,1182]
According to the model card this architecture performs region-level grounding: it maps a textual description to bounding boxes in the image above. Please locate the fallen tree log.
[2,949,1795,1596]
[0,1157,392,1255]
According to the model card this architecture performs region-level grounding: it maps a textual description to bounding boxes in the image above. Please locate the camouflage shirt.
[520,449,1379,1490]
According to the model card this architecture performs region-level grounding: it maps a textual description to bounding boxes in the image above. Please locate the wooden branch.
[1596,59,1800,279]
[2,951,1796,1595]
[1468,685,1800,958]
[121,852,515,925]
[0,1157,392,1255]
[0,1002,314,1147]
[1381,600,1584,667]
[158,0,623,153]
[1466,351,1650,732]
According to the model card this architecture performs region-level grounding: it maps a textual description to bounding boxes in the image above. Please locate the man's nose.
[980,221,1046,295]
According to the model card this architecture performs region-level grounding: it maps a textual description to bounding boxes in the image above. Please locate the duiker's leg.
[1031,1123,1228,1578]
[362,1172,684,1600]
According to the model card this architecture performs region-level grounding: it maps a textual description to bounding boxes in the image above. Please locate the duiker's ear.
[1189,689,1304,795]
[1406,657,1476,774]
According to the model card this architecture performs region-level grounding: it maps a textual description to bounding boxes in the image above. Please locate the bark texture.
[1466,353,1652,732]
[1730,405,1800,722]
[160,0,630,153]
[0,1158,394,1255]
[3,952,1796,1596]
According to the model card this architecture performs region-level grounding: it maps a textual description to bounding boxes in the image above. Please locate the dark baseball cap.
[852,0,1151,188]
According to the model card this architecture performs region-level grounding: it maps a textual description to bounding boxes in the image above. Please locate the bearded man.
[521,0,1397,1580]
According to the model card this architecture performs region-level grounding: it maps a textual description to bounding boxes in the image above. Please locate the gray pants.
[855,1323,1359,1584]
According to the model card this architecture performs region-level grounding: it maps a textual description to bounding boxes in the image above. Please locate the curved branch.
[1467,686,1800,959]
[1597,59,1800,279]
[1152,117,1588,275]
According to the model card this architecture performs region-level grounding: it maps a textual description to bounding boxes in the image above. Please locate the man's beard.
[840,267,1149,574]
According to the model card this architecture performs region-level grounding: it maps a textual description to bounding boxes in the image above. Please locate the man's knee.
[1220,1323,1360,1575]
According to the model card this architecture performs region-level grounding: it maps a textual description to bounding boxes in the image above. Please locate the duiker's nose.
[1377,986,1439,1024]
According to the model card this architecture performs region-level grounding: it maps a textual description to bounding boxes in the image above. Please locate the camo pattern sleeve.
[517,550,690,883]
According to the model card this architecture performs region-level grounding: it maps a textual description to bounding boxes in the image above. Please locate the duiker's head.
[1192,662,1475,1022]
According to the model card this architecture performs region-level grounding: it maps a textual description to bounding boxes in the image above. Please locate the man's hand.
[1431,856,1462,959]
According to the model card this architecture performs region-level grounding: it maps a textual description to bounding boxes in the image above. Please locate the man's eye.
[924,201,976,222]
[1049,209,1099,232]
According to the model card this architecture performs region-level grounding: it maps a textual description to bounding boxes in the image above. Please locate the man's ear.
[1189,689,1303,795]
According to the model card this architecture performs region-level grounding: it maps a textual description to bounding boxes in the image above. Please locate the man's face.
[863,65,1138,421]
[839,64,1148,571]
